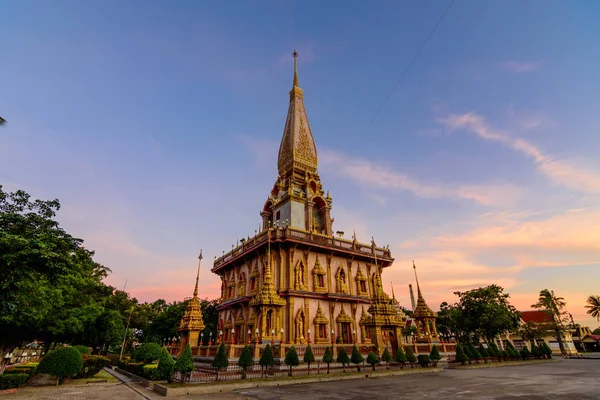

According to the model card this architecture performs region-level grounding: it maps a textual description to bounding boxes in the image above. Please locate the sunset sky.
[2,1,599,328]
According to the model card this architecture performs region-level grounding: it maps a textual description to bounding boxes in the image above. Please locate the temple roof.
[412,261,437,318]
[277,50,318,176]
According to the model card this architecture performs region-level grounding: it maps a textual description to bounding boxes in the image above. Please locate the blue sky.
[2,0,599,327]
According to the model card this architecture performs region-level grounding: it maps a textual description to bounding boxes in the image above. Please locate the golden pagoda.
[211,51,402,349]
[411,261,439,342]
[178,251,206,352]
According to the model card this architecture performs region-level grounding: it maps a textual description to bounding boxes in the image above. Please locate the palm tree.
[586,295,600,321]
[532,289,568,355]
[0,116,6,125]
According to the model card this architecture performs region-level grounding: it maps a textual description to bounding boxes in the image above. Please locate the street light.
[307,329,311,344]
[353,329,357,344]
[232,328,236,344]
[280,328,285,344]
[255,328,259,344]
[247,329,252,344]
[331,329,335,344]
[271,329,275,345]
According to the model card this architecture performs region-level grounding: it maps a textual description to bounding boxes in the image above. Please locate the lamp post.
[255,328,259,344]
[353,329,357,344]
[280,328,285,344]
[219,330,223,345]
[331,329,335,345]
[209,331,213,345]
[307,329,311,344]
[271,329,275,345]
[232,328,236,344]
[201,332,204,346]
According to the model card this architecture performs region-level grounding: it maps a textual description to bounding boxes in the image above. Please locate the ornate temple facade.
[211,51,405,354]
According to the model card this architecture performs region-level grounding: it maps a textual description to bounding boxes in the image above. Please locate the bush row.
[0,373,29,390]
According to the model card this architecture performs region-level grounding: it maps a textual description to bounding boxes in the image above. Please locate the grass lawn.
[63,370,118,386]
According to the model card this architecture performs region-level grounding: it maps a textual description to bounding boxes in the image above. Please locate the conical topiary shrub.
[468,343,482,363]
[175,344,196,383]
[367,352,379,371]
[541,342,553,358]
[396,346,408,369]
[463,344,473,364]
[322,347,334,374]
[429,345,441,367]
[531,344,542,359]
[158,347,175,382]
[381,348,392,370]
[284,346,300,377]
[336,348,350,372]
[406,347,417,368]
[304,344,315,374]
[237,345,254,379]
[259,344,274,377]
[455,344,469,365]
[520,347,531,360]
[351,345,364,372]
[211,343,228,381]
[478,343,489,362]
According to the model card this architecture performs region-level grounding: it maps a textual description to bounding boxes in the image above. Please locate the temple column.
[323,206,332,236]
[305,201,314,231]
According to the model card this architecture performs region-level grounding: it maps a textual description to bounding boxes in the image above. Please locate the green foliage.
[142,364,161,380]
[238,345,253,378]
[259,344,274,367]
[76,355,110,378]
[429,345,441,361]
[211,343,229,370]
[463,344,473,360]
[38,347,83,381]
[468,343,481,360]
[455,344,469,364]
[381,348,392,363]
[540,342,553,358]
[322,347,334,364]
[336,348,350,366]
[500,350,509,360]
[118,360,145,377]
[135,343,163,363]
[175,344,195,374]
[73,345,90,355]
[478,343,488,358]
[395,347,407,364]
[406,347,417,364]
[284,346,300,367]
[592,327,600,335]
[532,289,569,354]
[0,374,29,390]
[417,354,430,367]
[303,344,315,364]
[367,352,379,370]
[158,347,175,381]
[531,344,542,358]
[350,345,364,368]
[520,347,531,360]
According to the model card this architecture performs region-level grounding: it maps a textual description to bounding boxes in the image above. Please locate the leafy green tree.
[429,345,441,366]
[237,345,254,379]
[211,343,228,381]
[477,343,488,358]
[322,347,334,374]
[395,347,407,368]
[73,345,90,355]
[0,187,109,363]
[336,348,350,372]
[405,347,417,368]
[593,327,600,335]
[455,344,469,365]
[463,343,473,362]
[520,347,531,360]
[351,345,364,371]
[381,348,392,369]
[303,344,315,374]
[417,354,430,367]
[284,346,299,377]
[436,301,463,341]
[175,344,195,383]
[135,343,162,363]
[532,289,569,355]
[468,343,482,363]
[366,352,379,371]
[259,344,274,376]
[158,347,175,382]
[38,347,83,385]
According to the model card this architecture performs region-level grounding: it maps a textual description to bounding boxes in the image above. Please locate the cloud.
[438,112,600,193]
[500,61,538,73]
[320,149,523,206]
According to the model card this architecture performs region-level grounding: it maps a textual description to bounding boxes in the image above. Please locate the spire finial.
[413,260,423,297]
[193,250,203,297]
[292,49,299,87]
[391,282,397,301]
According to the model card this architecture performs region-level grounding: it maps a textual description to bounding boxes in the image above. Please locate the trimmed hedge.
[142,364,160,381]
[76,355,111,378]
[417,354,430,367]
[135,343,162,363]
[118,360,146,377]
[73,345,91,355]
[38,347,83,381]
[158,347,175,381]
[0,373,29,390]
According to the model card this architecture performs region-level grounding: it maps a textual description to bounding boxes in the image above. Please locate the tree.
[175,344,195,383]
[455,344,469,365]
[436,301,462,341]
[405,347,417,368]
[238,345,254,379]
[0,116,5,126]
[211,343,228,381]
[532,289,569,355]
[395,346,407,369]
[336,348,350,372]
[366,352,379,371]
[158,347,175,382]
[586,295,600,321]
[593,327,600,335]
[351,345,364,372]
[135,343,162,363]
[38,347,83,385]
[417,354,430,368]
[322,347,334,374]
[518,321,547,345]
[520,347,531,360]
[0,187,109,365]
[259,344,274,377]
[284,346,299,377]
[429,345,441,366]
[381,348,392,369]
[303,344,315,374]
[540,341,553,358]
[468,343,482,363]
[530,344,542,359]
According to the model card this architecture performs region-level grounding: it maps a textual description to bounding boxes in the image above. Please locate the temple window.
[318,274,325,288]
[360,281,367,292]
[318,324,327,339]
[250,277,256,290]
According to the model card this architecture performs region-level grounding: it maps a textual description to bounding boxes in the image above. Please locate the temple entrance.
[341,322,352,344]
[388,331,398,356]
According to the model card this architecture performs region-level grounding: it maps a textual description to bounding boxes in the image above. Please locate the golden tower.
[178,250,206,352]
[411,261,439,342]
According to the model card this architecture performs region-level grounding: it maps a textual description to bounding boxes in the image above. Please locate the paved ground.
[7,359,599,399]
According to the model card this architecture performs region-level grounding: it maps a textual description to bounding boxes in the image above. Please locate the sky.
[1,0,599,329]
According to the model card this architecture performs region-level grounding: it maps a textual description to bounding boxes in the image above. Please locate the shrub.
[520,347,531,360]
[540,342,553,358]
[500,350,509,360]
[158,347,175,381]
[468,344,482,363]
[38,347,83,384]
[417,354,430,368]
[0,374,29,390]
[76,355,110,378]
[303,344,315,374]
[366,352,379,371]
[406,347,417,367]
[531,344,542,359]
[351,345,364,371]
[73,345,91,355]
[6,366,36,378]
[259,344,274,374]
[381,348,392,369]
[463,344,473,362]
[395,347,407,368]
[336,348,350,372]
[135,343,162,363]
[142,364,161,380]
[322,347,334,374]
[238,345,254,379]
[429,345,441,362]
[455,344,469,365]
[175,344,195,382]
[284,346,299,377]
[485,344,496,357]
[478,343,488,358]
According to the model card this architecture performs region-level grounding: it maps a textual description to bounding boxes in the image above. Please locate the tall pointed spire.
[412,261,436,318]
[250,228,285,306]
[193,250,203,297]
[391,282,397,302]
[413,260,422,297]
[293,49,299,87]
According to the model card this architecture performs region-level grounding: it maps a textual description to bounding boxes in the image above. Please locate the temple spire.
[412,260,436,318]
[293,49,299,87]
[193,250,203,297]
